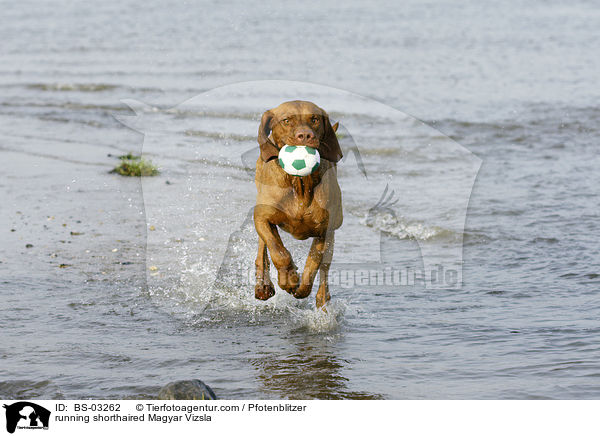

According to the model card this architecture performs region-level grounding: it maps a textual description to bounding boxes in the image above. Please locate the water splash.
[358,209,455,241]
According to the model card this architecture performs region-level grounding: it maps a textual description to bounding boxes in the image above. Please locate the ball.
[278,145,320,177]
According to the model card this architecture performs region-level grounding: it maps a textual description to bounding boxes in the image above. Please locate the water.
[1,0,599,399]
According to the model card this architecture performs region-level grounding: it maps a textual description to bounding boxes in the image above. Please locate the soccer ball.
[278,145,320,177]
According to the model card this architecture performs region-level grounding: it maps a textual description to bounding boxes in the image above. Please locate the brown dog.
[254,101,343,308]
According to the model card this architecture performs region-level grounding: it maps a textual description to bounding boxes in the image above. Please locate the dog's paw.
[278,268,300,294]
[255,282,276,300]
[292,284,313,299]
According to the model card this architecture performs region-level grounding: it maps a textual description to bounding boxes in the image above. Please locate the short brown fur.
[254,101,343,308]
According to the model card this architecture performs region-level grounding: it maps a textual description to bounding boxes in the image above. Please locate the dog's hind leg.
[316,232,334,309]
[255,237,275,300]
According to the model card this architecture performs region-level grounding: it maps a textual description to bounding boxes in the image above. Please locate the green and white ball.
[278,145,320,177]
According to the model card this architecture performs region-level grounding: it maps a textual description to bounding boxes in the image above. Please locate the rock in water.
[157,380,217,400]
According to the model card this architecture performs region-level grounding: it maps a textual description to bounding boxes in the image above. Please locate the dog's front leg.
[254,205,299,294]
[294,235,328,300]
[254,237,275,300]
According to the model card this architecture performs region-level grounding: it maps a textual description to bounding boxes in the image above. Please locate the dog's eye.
[282,118,290,125]
[311,117,319,124]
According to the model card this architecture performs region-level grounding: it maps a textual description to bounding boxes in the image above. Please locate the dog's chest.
[280,192,329,239]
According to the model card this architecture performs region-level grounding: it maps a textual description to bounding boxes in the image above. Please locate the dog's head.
[258,100,342,163]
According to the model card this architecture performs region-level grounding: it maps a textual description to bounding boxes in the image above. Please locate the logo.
[3,402,50,434]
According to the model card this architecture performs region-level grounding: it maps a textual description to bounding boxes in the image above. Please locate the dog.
[253,100,343,308]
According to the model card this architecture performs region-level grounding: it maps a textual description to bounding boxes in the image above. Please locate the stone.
[157,380,217,400]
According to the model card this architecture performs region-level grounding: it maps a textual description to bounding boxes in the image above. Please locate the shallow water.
[1,0,599,399]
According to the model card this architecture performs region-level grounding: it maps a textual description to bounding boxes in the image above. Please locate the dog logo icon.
[3,402,50,434]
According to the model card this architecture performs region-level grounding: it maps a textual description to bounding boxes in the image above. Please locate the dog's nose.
[295,128,315,143]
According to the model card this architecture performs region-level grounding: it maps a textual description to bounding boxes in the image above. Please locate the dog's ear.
[258,110,279,162]
[319,115,343,162]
